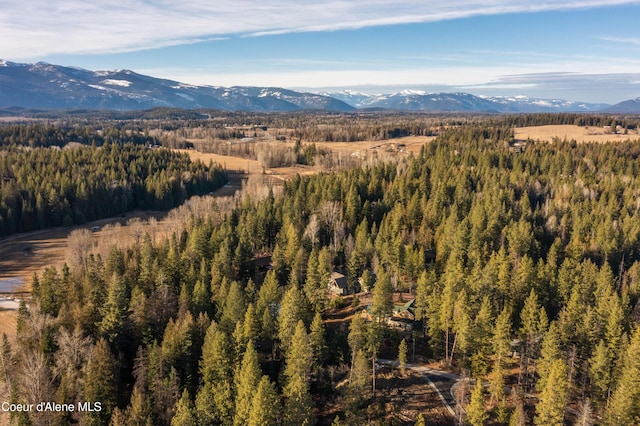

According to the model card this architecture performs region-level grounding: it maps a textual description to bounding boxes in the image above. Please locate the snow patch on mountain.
[101,79,132,87]
[258,89,283,98]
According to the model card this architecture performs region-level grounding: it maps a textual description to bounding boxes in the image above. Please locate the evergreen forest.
[0,124,227,236]
[2,115,640,425]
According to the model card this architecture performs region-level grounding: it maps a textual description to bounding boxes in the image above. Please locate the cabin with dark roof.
[328,271,349,295]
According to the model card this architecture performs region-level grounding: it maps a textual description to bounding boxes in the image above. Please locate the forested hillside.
[4,122,640,425]
[0,124,227,236]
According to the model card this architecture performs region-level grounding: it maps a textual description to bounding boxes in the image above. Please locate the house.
[392,299,416,321]
[328,271,349,295]
[389,299,416,330]
[361,298,417,330]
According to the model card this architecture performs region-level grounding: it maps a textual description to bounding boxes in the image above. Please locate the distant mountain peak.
[326,89,611,112]
[0,59,632,113]
[0,60,354,112]
[604,97,640,113]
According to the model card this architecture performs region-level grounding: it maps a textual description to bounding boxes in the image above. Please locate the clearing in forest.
[514,124,640,144]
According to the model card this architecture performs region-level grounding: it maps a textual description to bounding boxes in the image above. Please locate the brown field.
[0,311,17,340]
[0,210,167,283]
[314,135,434,156]
[179,135,433,180]
[514,124,640,144]
[174,149,263,174]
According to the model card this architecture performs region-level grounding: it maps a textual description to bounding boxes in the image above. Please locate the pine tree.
[83,339,117,426]
[285,321,313,382]
[488,361,506,406]
[172,389,197,426]
[283,374,316,426]
[309,312,327,368]
[604,327,640,425]
[534,358,567,426]
[98,272,129,347]
[348,315,366,371]
[589,339,612,406]
[493,306,512,369]
[192,279,210,316]
[509,400,526,426]
[466,379,488,426]
[349,349,370,401]
[537,321,562,392]
[304,248,323,312]
[220,281,247,333]
[242,303,259,343]
[234,341,261,426]
[283,321,315,426]
[398,338,407,375]
[196,325,235,425]
[371,269,393,321]
[278,286,308,356]
[125,385,152,425]
[248,376,280,426]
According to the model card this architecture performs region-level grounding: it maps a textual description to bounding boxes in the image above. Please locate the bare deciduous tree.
[127,217,145,246]
[320,200,344,252]
[53,327,92,385]
[303,214,320,248]
[65,229,94,274]
[18,350,54,425]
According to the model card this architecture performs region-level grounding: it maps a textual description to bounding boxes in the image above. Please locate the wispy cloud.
[600,36,640,47]
[2,0,640,59]
[458,72,640,103]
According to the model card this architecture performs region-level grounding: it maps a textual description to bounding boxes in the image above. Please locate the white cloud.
[600,36,640,47]
[2,0,640,58]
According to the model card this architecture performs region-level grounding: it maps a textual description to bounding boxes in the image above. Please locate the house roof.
[330,271,348,289]
[394,298,415,314]
[362,298,416,317]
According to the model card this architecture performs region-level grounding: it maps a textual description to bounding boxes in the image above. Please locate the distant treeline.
[2,111,640,146]
[0,143,227,236]
[498,113,640,129]
[0,123,160,148]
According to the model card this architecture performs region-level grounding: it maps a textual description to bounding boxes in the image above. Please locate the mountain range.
[1,60,639,113]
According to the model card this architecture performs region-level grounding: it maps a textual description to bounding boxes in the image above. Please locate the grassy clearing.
[514,124,640,144]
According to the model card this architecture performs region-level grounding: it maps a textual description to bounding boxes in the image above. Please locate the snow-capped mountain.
[0,60,632,113]
[482,95,610,113]
[603,97,640,113]
[326,90,610,112]
[0,60,354,111]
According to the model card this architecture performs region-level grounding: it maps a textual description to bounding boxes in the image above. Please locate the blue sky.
[2,0,640,103]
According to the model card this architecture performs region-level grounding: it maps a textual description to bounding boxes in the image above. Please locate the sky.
[2,0,640,103]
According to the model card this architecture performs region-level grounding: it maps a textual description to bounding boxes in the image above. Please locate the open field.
[314,135,434,156]
[174,149,317,182]
[0,210,168,284]
[174,149,263,173]
[179,134,433,180]
[514,124,640,143]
